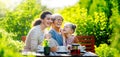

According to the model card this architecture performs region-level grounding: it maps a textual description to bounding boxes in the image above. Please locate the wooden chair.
[21,36,26,43]
[75,35,95,53]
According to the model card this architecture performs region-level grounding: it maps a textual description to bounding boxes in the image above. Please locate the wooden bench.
[21,36,26,43]
[75,35,95,53]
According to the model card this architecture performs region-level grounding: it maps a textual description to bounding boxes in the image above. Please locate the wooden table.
[22,51,98,57]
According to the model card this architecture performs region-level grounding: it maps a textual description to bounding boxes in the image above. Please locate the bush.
[95,44,118,57]
[1,0,42,40]
[0,29,24,57]
[110,0,120,56]
[59,3,111,46]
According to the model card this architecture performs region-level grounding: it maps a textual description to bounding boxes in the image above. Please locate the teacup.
[37,45,44,52]
[78,46,86,52]
[57,46,67,52]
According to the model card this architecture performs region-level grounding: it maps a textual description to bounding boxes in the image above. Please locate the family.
[23,11,79,52]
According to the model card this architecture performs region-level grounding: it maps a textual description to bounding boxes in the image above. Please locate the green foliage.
[0,29,24,51]
[95,44,118,57]
[1,0,42,40]
[0,29,24,57]
[80,0,112,18]
[59,3,111,46]
[93,12,110,46]
[0,38,23,57]
[110,0,120,56]
[0,28,16,38]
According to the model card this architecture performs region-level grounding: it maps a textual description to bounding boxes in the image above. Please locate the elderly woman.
[24,11,52,52]
[48,14,64,52]
[49,14,64,46]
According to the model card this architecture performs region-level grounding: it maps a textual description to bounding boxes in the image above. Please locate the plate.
[36,50,44,53]
[56,51,69,54]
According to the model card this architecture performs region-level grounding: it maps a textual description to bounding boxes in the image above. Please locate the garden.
[0,0,120,57]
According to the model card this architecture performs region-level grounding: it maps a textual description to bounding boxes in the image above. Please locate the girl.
[62,23,79,46]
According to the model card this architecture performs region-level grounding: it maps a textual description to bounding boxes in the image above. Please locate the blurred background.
[0,0,120,57]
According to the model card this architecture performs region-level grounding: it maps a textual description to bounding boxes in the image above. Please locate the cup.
[37,45,44,52]
[70,43,80,56]
[78,46,86,52]
[57,46,67,52]
[44,47,50,56]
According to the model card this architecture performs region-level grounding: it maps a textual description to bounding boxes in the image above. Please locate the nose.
[50,19,53,23]
[58,20,63,23]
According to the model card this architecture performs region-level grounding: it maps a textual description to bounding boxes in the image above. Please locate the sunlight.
[41,0,79,8]
[0,0,79,9]
[0,0,22,10]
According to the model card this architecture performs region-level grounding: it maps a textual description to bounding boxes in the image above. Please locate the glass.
[55,18,63,22]
[70,44,80,56]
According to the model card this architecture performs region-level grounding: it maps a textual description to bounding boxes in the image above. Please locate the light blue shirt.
[49,29,63,46]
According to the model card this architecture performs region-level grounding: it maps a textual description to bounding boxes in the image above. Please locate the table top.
[22,51,98,57]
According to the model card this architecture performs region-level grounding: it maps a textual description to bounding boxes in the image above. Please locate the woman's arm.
[49,38,59,52]
[25,28,38,51]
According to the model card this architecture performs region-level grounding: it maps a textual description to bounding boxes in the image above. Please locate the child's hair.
[65,23,76,33]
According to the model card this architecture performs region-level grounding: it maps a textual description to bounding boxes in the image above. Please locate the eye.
[47,18,50,20]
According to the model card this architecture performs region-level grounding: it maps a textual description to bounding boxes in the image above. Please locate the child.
[62,23,79,46]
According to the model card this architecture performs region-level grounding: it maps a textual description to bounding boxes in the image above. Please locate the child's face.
[63,24,73,34]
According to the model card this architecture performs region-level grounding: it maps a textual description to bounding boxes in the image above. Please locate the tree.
[1,0,42,40]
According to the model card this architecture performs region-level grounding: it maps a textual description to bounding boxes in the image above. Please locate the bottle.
[43,39,50,56]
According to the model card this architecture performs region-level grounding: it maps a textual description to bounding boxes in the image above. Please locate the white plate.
[57,46,69,53]
[37,45,44,53]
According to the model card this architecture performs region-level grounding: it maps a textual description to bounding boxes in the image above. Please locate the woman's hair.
[51,14,64,22]
[32,19,41,26]
[65,23,76,33]
[32,11,52,26]
[40,11,52,19]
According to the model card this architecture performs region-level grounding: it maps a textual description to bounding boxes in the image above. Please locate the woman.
[24,11,52,52]
[62,23,79,46]
[49,14,64,46]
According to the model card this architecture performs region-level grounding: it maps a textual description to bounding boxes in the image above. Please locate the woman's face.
[53,16,63,28]
[63,24,73,34]
[42,14,52,27]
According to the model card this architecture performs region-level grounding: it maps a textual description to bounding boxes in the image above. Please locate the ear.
[70,29,74,34]
[41,19,44,22]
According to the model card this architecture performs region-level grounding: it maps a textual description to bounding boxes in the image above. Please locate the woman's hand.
[45,33,51,39]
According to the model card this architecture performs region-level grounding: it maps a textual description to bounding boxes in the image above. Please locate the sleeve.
[25,28,39,51]
[49,38,59,47]
[49,30,56,40]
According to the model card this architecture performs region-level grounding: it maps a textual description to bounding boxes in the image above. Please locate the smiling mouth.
[57,23,62,25]
[47,23,51,25]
